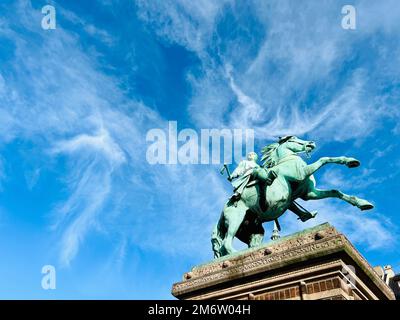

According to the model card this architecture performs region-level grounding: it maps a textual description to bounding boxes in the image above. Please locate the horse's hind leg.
[302,186,374,211]
[221,201,247,255]
[248,219,265,248]
[236,216,265,248]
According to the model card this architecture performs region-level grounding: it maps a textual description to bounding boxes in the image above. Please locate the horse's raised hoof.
[298,210,318,222]
[346,158,360,168]
[310,210,318,219]
[360,203,374,211]
[357,199,374,211]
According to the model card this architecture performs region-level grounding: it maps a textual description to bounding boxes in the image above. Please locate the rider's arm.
[231,161,246,179]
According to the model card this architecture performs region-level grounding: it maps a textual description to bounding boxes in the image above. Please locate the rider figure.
[228,152,277,201]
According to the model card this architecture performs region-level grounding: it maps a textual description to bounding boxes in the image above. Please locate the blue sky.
[0,0,399,299]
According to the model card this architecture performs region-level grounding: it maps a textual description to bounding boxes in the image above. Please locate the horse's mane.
[261,143,280,168]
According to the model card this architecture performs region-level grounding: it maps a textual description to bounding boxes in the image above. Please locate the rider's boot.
[289,202,318,222]
[229,191,241,202]
[228,192,240,207]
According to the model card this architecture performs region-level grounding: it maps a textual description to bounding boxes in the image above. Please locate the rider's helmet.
[247,152,258,162]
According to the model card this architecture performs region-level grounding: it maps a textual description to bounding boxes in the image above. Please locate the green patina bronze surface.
[212,136,374,258]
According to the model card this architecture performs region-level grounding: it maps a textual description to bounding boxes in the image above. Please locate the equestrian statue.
[211,136,374,258]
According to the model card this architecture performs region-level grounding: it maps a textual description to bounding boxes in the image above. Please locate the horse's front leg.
[302,187,374,211]
[221,201,247,255]
[304,156,360,177]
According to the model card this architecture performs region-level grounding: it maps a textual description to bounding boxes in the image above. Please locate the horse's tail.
[211,212,226,258]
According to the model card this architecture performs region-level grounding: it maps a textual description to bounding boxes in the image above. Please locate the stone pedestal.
[172,223,395,300]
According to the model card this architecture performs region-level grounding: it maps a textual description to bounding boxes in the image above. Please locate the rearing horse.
[211,136,373,258]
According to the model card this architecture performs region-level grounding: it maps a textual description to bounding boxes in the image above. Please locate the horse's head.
[261,136,316,167]
[278,136,316,157]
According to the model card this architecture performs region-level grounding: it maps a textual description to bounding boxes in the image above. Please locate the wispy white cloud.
[321,168,386,191]
[24,167,41,191]
[279,199,397,251]
[136,0,232,54]
[226,64,263,129]
[58,6,115,46]
[57,159,112,266]
[52,128,126,167]
[0,1,145,265]
[139,0,400,141]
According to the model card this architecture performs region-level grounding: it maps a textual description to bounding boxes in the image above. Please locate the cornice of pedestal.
[171,223,395,300]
